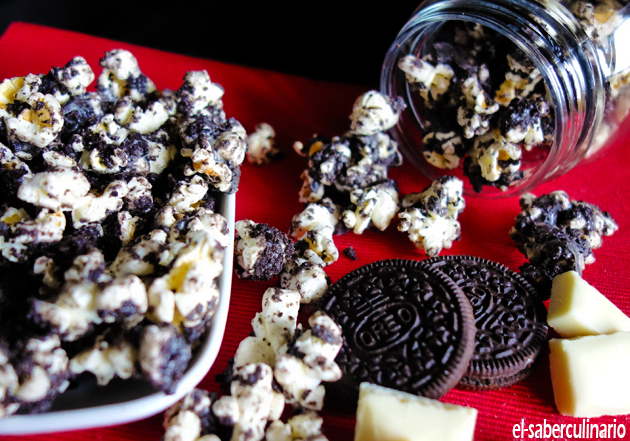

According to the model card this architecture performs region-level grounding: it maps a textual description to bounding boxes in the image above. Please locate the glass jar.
[380,0,630,197]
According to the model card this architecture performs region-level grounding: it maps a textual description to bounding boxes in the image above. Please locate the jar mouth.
[380,0,606,198]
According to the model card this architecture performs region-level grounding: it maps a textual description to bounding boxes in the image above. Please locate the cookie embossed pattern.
[319,259,476,405]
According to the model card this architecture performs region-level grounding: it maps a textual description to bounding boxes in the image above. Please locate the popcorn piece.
[0,142,33,200]
[163,389,220,441]
[499,96,550,149]
[274,311,343,411]
[398,55,455,102]
[422,131,466,170]
[55,56,95,97]
[11,335,71,414]
[69,333,137,385]
[279,258,330,304]
[289,198,339,240]
[176,70,225,118]
[96,274,148,324]
[457,67,500,139]
[114,96,169,134]
[342,179,399,234]
[293,227,338,267]
[179,117,247,193]
[464,130,523,193]
[348,90,404,136]
[139,323,192,394]
[147,231,223,335]
[213,363,285,441]
[17,165,90,211]
[0,207,66,263]
[233,288,300,369]
[247,122,281,165]
[4,92,64,148]
[510,191,618,298]
[30,249,112,341]
[72,179,129,229]
[398,176,465,257]
[266,412,328,441]
[0,344,19,418]
[110,229,168,277]
[234,220,295,281]
[97,49,156,102]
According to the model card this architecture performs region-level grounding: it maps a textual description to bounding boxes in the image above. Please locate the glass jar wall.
[380,0,630,197]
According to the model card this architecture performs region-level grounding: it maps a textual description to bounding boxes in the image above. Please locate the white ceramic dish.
[0,193,235,435]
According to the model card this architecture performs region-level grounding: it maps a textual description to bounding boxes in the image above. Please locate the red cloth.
[1,21,629,441]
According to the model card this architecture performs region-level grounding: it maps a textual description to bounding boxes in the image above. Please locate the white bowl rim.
[0,193,235,435]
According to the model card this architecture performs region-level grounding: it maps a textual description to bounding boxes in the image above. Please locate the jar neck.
[381,0,607,197]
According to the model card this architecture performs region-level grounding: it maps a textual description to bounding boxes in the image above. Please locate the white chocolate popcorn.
[213,363,285,441]
[398,55,455,102]
[348,91,402,136]
[342,180,399,234]
[56,56,95,97]
[247,122,280,165]
[274,311,343,411]
[69,335,136,385]
[398,176,465,257]
[4,92,64,148]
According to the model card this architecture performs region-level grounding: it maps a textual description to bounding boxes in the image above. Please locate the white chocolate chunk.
[548,271,630,338]
[549,333,630,417]
[354,383,477,441]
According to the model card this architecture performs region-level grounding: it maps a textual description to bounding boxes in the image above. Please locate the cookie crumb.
[343,246,357,261]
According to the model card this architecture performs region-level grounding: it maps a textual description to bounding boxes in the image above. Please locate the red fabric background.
[1,22,629,441]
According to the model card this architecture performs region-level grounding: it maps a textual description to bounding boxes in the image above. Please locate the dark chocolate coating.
[318,259,475,405]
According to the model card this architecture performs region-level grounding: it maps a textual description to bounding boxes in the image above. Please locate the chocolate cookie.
[423,255,548,389]
[318,259,476,405]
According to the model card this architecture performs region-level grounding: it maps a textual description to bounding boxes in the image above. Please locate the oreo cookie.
[318,259,476,406]
[423,255,548,390]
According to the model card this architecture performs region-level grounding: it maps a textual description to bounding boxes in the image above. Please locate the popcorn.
[114,96,169,134]
[398,176,465,257]
[0,48,244,417]
[139,323,192,394]
[17,165,90,211]
[97,49,156,102]
[234,220,295,281]
[213,363,285,441]
[233,288,300,369]
[421,130,466,170]
[147,231,223,335]
[278,258,330,304]
[69,333,137,385]
[274,311,343,411]
[266,412,328,441]
[398,55,455,102]
[55,56,95,98]
[342,179,399,234]
[510,191,618,298]
[10,335,71,414]
[30,249,112,341]
[4,92,64,148]
[179,117,247,193]
[348,90,404,136]
[176,70,225,118]
[72,179,129,228]
[289,198,339,240]
[163,389,220,441]
[247,122,281,165]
